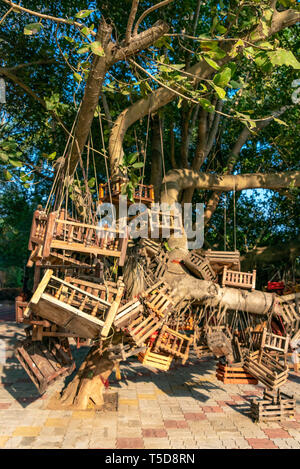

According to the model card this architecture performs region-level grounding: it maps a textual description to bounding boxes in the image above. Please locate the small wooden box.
[251,390,295,422]
[216,362,258,384]
[15,337,75,394]
[244,350,289,390]
[138,347,173,371]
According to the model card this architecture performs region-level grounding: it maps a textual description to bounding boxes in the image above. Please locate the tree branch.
[108,6,300,176]
[132,0,174,36]
[161,169,300,205]
[126,0,139,43]
[0,0,95,34]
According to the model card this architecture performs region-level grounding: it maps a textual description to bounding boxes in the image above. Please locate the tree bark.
[161,169,300,206]
[57,346,114,410]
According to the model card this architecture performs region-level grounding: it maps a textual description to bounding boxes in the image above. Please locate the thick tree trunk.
[56,346,114,410]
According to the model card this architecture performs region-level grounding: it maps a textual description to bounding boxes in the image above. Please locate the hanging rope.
[233,183,237,251]
[159,116,168,200]
[224,193,227,251]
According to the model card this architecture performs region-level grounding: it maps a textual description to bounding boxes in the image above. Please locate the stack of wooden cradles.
[14,179,299,417]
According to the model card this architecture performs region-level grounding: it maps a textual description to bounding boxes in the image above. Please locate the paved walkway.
[0,317,299,450]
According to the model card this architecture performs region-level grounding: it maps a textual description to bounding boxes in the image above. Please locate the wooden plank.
[101,282,125,338]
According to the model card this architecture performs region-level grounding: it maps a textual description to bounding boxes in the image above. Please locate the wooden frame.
[138,346,173,371]
[24,270,124,340]
[15,337,75,394]
[183,251,217,282]
[251,390,295,422]
[126,312,164,346]
[244,350,289,390]
[204,249,241,272]
[154,325,192,364]
[221,266,256,290]
[275,293,300,324]
[15,296,28,323]
[28,208,48,251]
[42,214,128,266]
[114,299,144,330]
[99,180,155,206]
[216,362,258,384]
[142,281,176,317]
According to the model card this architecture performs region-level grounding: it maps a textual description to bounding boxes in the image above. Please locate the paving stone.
[0,321,299,450]
[263,428,292,439]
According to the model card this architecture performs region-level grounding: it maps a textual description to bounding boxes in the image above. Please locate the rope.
[233,183,237,251]
[98,113,115,224]
[224,193,227,251]
[159,116,167,200]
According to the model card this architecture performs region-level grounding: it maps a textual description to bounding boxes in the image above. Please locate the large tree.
[1,0,299,408]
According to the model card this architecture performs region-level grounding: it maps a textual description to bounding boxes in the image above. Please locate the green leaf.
[90,41,105,57]
[211,82,226,99]
[88,177,95,188]
[273,117,288,127]
[77,45,90,54]
[9,159,23,167]
[203,57,220,70]
[0,152,8,163]
[198,98,215,113]
[127,153,139,165]
[267,49,300,69]
[24,23,43,36]
[3,169,12,180]
[64,36,75,43]
[213,67,232,87]
[132,162,144,169]
[75,10,94,19]
[73,72,82,82]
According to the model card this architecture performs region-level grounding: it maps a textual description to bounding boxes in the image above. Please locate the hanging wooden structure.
[183,251,217,282]
[42,212,128,266]
[23,270,124,340]
[203,249,241,273]
[138,346,173,371]
[244,350,289,390]
[15,337,75,394]
[99,179,155,206]
[206,326,233,360]
[221,267,256,291]
[153,325,192,364]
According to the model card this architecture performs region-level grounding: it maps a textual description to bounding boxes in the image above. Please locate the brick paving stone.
[263,428,292,439]
[272,438,293,449]
[0,321,299,450]
[142,428,168,438]
[246,438,278,449]
[184,412,207,420]
[116,437,144,449]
